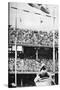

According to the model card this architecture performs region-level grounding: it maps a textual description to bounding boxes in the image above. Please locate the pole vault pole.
[53,7,56,84]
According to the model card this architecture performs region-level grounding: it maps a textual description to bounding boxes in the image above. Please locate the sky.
[9,2,58,31]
